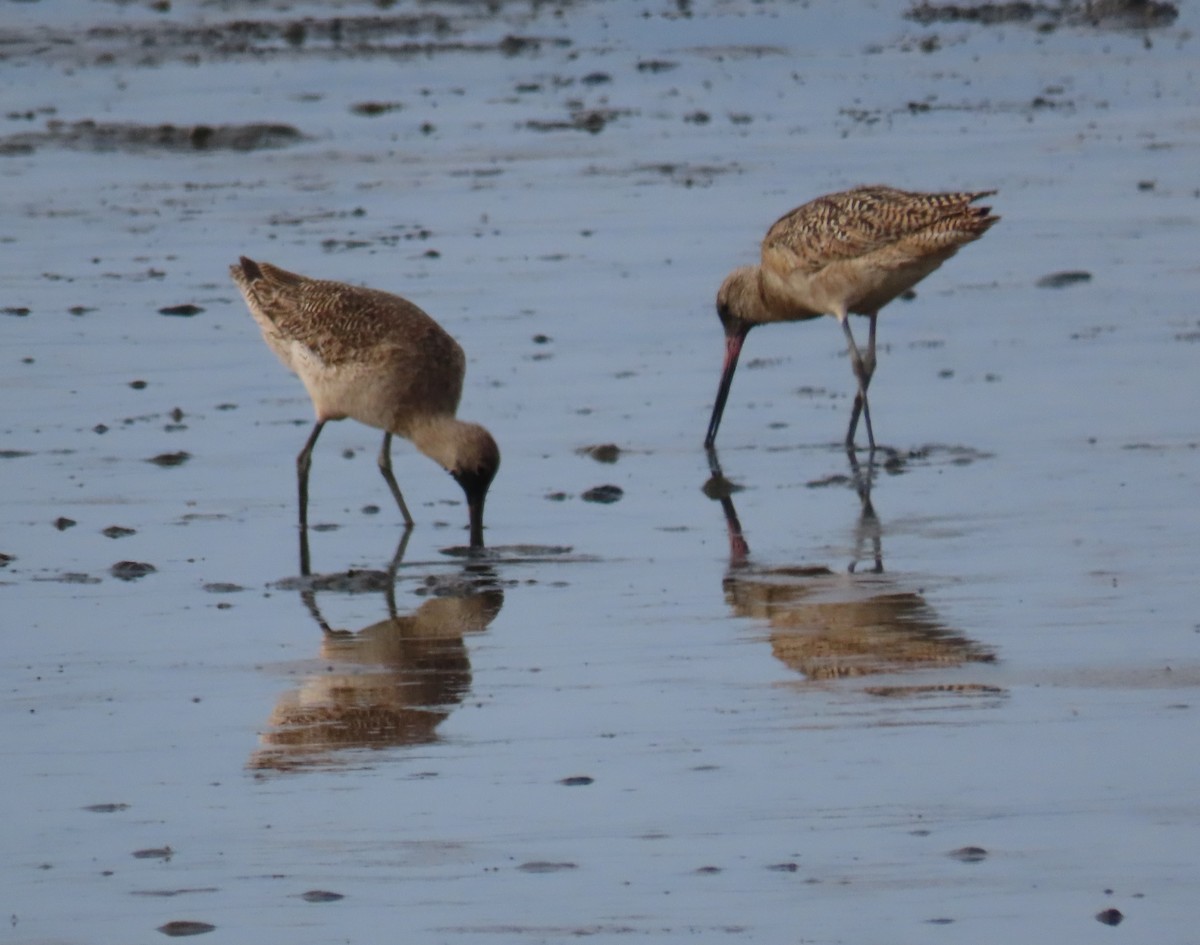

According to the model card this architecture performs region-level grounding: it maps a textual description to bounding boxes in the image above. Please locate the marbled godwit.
[704,185,999,451]
[230,257,500,549]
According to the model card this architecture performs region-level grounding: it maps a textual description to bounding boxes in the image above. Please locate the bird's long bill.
[468,494,486,549]
[704,329,748,448]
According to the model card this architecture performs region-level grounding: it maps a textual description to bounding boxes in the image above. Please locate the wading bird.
[705,185,998,451]
[231,257,499,549]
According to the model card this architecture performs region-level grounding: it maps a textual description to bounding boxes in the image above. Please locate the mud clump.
[581,484,623,504]
[147,451,191,467]
[111,561,157,581]
[133,846,173,860]
[273,569,393,594]
[203,582,245,594]
[156,920,215,936]
[1037,270,1092,288]
[159,304,204,317]
[526,108,625,135]
[300,890,345,903]
[516,861,577,873]
[577,444,622,464]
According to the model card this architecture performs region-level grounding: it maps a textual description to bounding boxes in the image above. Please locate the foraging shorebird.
[704,185,999,451]
[230,257,500,548]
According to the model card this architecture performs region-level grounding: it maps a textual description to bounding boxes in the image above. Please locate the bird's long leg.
[296,420,327,576]
[377,432,415,528]
[297,420,326,533]
[841,316,877,452]
[845,312,880,450]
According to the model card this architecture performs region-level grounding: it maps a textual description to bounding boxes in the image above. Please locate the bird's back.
[760,185,999,317]
[765,186,998,272]
[231,257,467,428]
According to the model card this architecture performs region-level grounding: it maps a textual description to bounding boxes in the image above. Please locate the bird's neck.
[758,264,833,323]
[408,415,468,472]
[724,265,778,325]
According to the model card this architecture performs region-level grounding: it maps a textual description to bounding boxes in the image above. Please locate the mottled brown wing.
[762,186,998,276]
[236,258,460,370]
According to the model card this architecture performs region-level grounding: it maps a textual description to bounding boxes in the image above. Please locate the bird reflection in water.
[250,533,503,773]
[705,449,996,688]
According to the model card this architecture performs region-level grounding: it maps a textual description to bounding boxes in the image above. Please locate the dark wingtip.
[969,190,1000,226]
[237,256,262,280]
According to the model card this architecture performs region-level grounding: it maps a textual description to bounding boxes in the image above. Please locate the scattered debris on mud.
[0,121,304,156]
[905,0,1177,30]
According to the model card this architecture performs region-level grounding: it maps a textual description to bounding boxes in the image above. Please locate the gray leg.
[842,314,878,452]
[297,420,326,533]
[378,432,415,528]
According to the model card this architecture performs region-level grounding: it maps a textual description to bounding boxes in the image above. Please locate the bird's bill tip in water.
[467,494,486,549]
[453,468,493,549]
[704,329,748,448]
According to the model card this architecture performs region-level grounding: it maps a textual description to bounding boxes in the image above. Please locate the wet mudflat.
[3,0,1199,941]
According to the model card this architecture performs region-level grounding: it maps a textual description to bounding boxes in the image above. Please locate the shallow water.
[3,0,1200,941]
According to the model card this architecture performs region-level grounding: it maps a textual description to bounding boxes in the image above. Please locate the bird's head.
[448,423,501,550]
[715,265,762,337]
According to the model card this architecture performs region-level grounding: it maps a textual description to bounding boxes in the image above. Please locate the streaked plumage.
[231,257,499,548]
[705,185,999,450]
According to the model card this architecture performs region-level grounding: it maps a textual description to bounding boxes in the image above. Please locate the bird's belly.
[299,363,389,429]
[815,255,947,316]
